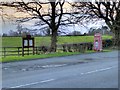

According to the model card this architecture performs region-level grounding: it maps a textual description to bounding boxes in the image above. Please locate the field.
[2,35,112,47]
[1,35,113,63]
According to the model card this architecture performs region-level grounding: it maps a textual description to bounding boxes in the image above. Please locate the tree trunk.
[106,13,120,49]
[50,29,57,52]
[113,27,120,48]
[112,12,120,48]
[49,2,57,52]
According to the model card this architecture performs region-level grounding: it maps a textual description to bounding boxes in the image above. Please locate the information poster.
[24,40,28,46]
[29,40,33,46]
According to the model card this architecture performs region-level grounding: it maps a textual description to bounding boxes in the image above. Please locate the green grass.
[1,52,82,63]
[0,35,113,63]
[1,49,112,63]
[2,35,112,47]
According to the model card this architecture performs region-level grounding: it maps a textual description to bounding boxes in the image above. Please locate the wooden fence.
[0,47,35,57]
[0,46,62,57]
[0,39,113,57]
[0,42,93,57]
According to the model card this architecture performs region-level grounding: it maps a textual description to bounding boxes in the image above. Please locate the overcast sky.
[0,0,106,35]
[1,18,106,35]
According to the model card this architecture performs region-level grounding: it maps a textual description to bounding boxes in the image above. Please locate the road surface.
[2,51,118,88]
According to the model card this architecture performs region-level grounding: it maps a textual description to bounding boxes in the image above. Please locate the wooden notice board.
[22,35,35,56]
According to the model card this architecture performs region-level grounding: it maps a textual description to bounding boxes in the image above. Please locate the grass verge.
[1,49,111,63]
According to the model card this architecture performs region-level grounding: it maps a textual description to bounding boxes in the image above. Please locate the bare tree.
[1,0,66,52]
[71,1,120,46]
[17,23,23,36]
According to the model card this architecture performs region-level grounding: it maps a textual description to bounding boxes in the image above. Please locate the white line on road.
[10,79,55,88]
[9,66,117,88]
[41,79,55,83]
[41,64,67,68]
[80,66,117,75]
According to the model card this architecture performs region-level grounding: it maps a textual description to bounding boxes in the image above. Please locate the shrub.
[37,46,49,54]
[102,39,113,48]
[62,42,92,53]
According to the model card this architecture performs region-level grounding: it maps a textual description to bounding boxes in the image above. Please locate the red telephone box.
[94,33,102,51]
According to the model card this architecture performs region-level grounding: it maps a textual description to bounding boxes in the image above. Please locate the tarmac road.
[2,50,118,88]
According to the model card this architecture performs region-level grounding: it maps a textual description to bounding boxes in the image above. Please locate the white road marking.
[41,64,67,68]
[10,79,55,88]
[80,73,84,75]
[10,66,117,88]
[41,79,55,83]
[80,66,117,75]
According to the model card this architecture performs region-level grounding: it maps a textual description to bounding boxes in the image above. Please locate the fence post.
[18,47,20,56]
[28,47,29,55]
[4,47,6,57]
[22,47,24,56]
[35,47,38,54]
[33,47,35,55]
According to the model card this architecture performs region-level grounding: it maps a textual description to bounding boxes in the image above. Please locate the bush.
[87,42,93,50]
[37,46,49,54]
[62,42,93,53]
[102,39,113,48]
